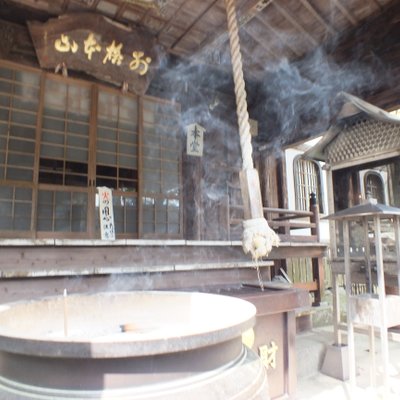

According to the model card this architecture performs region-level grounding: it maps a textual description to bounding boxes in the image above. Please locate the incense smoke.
[253,47,389,146]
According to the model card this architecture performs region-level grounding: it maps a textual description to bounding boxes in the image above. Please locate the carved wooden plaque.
[28,13,164,95]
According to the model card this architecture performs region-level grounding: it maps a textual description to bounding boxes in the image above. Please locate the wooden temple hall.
[1,0,400,399]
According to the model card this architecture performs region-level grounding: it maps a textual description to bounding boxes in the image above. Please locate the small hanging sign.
[98,187,115,240]
[249,118,258,137]
[186,123,205,157]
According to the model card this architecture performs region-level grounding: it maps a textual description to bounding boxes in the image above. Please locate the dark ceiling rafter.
[255,13,302,58]
[371,0,383,11]
[238,28,270,74]
[115,1,128,19]
[237,0,273,26]
[298,0,337,36]
[170,0,219,51]
[243,23,280,61]
[271,1,318,47]
[0,0,396,82]
[331,0,358,26]
[139,6,154,25]
[90,0,101,10]
[156,0,189,38]
[192,0,273,63]
[61,0,68,12]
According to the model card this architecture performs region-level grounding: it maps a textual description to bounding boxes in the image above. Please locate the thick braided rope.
[224,0,280,266]
[224,0,253,171]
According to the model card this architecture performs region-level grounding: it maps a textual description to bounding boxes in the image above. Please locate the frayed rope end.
[242,217,280,261]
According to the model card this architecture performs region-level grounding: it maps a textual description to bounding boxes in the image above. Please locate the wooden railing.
[226,194,321,243]
[222,192,326,304]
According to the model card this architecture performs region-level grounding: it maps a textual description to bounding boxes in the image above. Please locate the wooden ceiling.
[1,0,396,79]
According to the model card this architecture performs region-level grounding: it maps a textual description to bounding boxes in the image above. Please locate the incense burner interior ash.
[0,291,269,400]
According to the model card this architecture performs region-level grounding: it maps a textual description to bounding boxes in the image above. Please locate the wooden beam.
[370,0,383,11]
[193,0,273,60]
[293,281,318,291]
[236,0,274,26]
[90,0,101,10]
[139,6,154,25]
[115,2,128,19]
[170,0,220,50]
[255,14,302,57]
[298,0,337,35]
[272,1,319,47]
[62,0,69,13]
[243,24,280,61]
[239,169,264,221]
[332,0,358,26]
[238,29,270,73]
[156,0,189,37]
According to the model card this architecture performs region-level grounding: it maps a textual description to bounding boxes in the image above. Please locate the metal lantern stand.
[324,200,400,392]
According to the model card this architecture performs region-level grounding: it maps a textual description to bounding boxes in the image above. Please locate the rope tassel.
[224,0,280,260]
[243,218,281,260]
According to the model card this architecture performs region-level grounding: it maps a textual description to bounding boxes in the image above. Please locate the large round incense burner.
[0,291,268,399]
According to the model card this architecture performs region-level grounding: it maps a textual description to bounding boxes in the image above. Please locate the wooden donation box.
[206,285,310,399]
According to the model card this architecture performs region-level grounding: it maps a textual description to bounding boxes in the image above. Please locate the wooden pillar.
[395,216,400,293]
[310,192,324,305]
[239,168,264,221]
[183,155,202,240]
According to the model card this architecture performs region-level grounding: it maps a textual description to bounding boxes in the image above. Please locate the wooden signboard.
[27,13,164,95]
[186,123,205,157]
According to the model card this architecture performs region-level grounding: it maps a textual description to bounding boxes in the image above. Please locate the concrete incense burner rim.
[0,291,268,399]
[0,290,256,358]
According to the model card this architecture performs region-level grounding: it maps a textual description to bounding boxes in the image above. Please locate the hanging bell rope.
[224,0,280,261]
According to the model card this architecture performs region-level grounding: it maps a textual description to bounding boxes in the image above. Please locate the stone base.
[321,344,349,381]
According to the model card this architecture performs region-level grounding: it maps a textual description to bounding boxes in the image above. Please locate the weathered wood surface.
[0,0,394,81]
[27,13,164,94]
[0,18,37,62]
[0,268,271,303]
[239,168,264,220]
[0,240,326,279]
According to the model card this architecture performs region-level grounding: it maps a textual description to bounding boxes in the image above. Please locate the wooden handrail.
[228,205,316,228]
[229,204,314,218]
[264,207,314,218]
[222,192,325,304]
[225,192,322,245]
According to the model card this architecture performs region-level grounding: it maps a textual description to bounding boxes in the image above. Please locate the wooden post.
[310,192,324,305]
[395,216,400,293]
[239,168,265,220]
[219,194,230,240]
[310,192,320,241]
[183,155,202,240]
